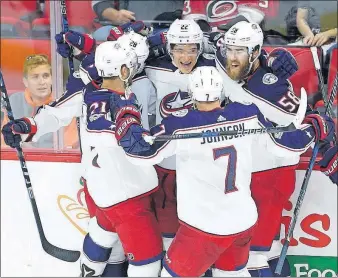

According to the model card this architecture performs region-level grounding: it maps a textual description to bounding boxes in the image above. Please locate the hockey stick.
[326,74,338,117]
[60,0,74,73]
[311,47,329,109]
[274,142,320,275]
[274,75,338,275]
[0,70,80,262]
[145,88,307,142]
[60,0,82,154]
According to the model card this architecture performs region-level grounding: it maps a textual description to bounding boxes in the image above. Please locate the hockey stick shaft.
[153,123,297,141]
[0,70,80,262]
[275,75,338,275]
[60,0,74,73]
[275,143,320,275]
[60,0,82,154]
[153,88,308,142]
[325,74,338,117]
[311,47,329,108]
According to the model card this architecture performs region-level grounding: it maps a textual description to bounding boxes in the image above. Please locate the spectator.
[296,1,337,46]
[91,0,183,40]
[1,54,78,149]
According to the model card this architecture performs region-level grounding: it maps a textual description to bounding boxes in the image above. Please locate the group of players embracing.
[2,15,337,277]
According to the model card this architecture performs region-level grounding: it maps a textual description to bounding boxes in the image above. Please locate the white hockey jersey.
[124,103,315,235]
[145,54,214,170]
[32,70,156,180]
[83,86,158,208]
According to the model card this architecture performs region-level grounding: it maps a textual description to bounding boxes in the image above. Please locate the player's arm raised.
[110,92,177,165]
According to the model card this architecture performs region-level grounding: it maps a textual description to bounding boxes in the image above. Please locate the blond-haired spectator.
[1,54,78,149]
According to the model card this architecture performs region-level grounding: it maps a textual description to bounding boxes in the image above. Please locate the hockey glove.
[109,93,141,122]
[147,30,167,60]
[266,48,298,79]
[55,30,96,59]
[1,117,37,148]
[303,113,336,142]
[317,144,337,185]
[115,117,151,155]
[107,21,152,41]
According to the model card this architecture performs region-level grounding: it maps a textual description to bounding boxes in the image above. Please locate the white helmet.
[166,19,204,56]
[188,66,224,102]
[224,21,263,56]
[117,31,150,74]
[95,41,138,81]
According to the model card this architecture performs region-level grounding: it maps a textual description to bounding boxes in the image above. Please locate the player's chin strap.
[244,45,261,78]
[119,68,134,98]
[144,87,308,144]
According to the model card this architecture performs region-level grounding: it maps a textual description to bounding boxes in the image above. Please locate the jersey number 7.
[213,146,238,194]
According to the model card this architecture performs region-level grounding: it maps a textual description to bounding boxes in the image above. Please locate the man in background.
[1,54,78,149]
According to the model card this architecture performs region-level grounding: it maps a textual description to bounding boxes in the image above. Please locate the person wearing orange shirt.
[1,54,78,149]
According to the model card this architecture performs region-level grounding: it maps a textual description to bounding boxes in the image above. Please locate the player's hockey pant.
[152,165,179,249]
[247,166,296,276]
[250,166,296,251]
[95,195,163,277]
[81,181,126,277]
[161,222,255,277]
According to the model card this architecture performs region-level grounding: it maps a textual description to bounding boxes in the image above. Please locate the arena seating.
[31,0,97,38]
[0,16,29,38]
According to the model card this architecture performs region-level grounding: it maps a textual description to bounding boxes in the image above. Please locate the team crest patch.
[160,90,193,118]
[262,73,278,85]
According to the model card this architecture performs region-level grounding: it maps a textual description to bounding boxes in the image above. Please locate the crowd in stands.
[0,0,337,151]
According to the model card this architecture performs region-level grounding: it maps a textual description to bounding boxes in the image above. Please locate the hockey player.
[82,40,163,277]
[144,18,299,252]
[53,20,302,258]
[110,66,335,277]
[144,18,214,250]
[1,31,156,277]
[211,20,337,276]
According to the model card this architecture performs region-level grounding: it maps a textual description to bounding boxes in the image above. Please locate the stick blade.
[42,241,80,262]
[292,87,308,129]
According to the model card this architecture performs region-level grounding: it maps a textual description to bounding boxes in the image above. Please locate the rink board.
[1,155,337,277]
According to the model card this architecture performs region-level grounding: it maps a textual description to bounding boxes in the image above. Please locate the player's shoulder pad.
[246,66,291,102]
[83,85,113,105]
[160,102,260,135]
[154,110,197,136]
[224,102,260,121]
[145,55,176,72]
[215,49,226,69]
